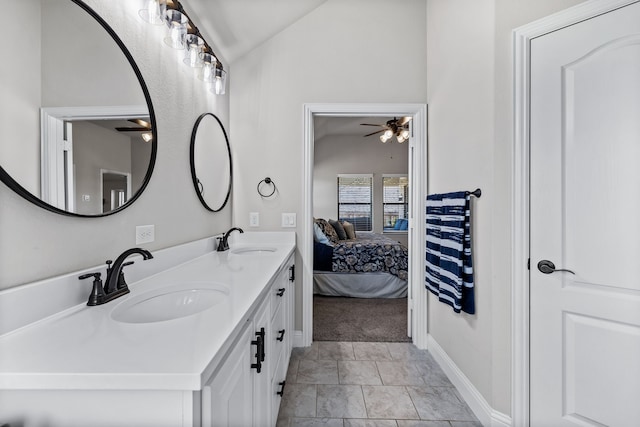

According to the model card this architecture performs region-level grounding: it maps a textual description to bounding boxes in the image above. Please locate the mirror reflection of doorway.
[100,170,131,213]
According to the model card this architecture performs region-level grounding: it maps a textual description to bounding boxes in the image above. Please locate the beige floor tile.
[406,386,478,421]
[376,361,426,386]
[297,360,339,384]
[362,385,419,419]
[318,342,356,360]
[317,384,367,418]
[353,342,394,361]
[339,360,382,385]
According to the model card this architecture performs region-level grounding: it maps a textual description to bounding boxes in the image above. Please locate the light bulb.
[139,0,166,25]
[383,129,393,139]
[211,67,227,95]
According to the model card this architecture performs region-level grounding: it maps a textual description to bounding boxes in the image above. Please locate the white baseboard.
[427,334,512,427]
[292,330,305,348]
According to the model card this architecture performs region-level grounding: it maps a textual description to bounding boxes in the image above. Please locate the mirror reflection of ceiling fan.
[115,119,153,142]
[360,116,412,143]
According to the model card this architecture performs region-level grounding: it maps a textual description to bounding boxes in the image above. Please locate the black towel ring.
[257,177,277,198]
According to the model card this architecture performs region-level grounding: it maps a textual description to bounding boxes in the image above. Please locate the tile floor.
[276,342,482,427]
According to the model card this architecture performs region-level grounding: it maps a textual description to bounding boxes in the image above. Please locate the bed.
[313,225,408,298]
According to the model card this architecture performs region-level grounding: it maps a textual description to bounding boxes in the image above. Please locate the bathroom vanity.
[0,232,295,427]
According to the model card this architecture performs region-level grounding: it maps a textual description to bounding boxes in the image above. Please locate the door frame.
[302,103,428,348]
[512,0,638,424]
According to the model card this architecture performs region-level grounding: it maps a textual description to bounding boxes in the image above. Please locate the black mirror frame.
[0,0,157,218]
[189,112,233,212]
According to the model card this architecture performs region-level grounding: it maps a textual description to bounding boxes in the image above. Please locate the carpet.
[313,295,411,342]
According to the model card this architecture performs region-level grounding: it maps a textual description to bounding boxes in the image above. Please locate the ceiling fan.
[360,116,412,143]
[115,119,154,142]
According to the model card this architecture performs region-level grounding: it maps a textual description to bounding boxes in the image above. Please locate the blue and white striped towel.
[425,191,475,314]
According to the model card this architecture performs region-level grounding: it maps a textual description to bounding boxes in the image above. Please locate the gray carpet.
[313,295,411,342]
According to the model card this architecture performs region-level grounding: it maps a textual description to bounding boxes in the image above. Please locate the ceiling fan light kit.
[137,0,227,95]
[361,117,412,143]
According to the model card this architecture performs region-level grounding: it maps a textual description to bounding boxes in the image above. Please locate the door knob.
[537,260,575,275]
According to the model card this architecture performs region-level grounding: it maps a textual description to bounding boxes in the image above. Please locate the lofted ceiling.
[180,0,328,64]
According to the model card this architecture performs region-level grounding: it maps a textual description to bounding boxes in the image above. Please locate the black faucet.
[217,227,244,251]
[79,248,154,306]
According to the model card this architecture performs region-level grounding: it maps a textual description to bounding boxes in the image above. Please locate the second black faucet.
[217,227,244,251]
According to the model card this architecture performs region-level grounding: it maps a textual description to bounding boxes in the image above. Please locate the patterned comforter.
[330,234,408,280]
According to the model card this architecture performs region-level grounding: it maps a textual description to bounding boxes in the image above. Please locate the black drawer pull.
[277,329,286,342]
[277,380,286,397]
[276,288,285,297]
[250,334,263,373]
[289,265,295,282]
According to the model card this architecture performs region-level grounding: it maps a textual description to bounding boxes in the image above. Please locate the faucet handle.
[117,261,135,290]
[79,272,105,306]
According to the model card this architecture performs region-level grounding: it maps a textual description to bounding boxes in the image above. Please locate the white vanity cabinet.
[202,254,295,427]
[0,234,296,427]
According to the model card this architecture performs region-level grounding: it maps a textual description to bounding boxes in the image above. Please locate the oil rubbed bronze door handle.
[537,260,575,275]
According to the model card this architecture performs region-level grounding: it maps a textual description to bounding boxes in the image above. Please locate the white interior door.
[530,2,640,426]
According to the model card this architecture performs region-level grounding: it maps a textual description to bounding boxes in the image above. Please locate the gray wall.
[0,0,232,289]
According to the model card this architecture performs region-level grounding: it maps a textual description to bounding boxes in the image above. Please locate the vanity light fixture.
[139,0,166,25]
[137,0,227,95]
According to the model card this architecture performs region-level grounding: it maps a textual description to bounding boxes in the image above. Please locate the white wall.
[313,132,409,245]
[0,0,232,289]
[426,0,586,416]
[230,0,427,330]
[0,0,41,194]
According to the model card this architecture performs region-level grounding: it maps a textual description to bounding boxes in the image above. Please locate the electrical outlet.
[249,212,260,227]
[281,213,296,228]
[136,225,155,244]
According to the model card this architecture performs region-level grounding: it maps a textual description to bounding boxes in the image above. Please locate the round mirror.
[0,0,156,217]
[190,113,232,212]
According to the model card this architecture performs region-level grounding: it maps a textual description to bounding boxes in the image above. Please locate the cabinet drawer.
[270,347,288,427]
[269,279,287,319]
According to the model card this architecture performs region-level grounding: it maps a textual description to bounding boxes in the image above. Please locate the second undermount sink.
[111,282,229,324]
[229,246,277,255]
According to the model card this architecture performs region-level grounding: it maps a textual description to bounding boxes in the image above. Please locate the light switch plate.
[136,225,155,244]
[281,213,296,228]
[249,212,260,227]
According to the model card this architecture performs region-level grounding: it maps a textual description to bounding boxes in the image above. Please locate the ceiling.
[180,0,328,64]
[314,116,395,141]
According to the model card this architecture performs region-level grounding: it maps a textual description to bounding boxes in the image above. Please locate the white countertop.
[0,233,295,391]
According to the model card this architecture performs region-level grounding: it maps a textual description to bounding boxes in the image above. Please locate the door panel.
[530,2,640,426]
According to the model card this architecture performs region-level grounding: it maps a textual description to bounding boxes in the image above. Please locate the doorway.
[301,103,428,348]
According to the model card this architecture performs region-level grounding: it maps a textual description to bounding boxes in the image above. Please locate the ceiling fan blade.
[396,116,412,126]
[363,129,385,137]
[360,123,384,127]
[128,118,151,129]
[116,127,149,132]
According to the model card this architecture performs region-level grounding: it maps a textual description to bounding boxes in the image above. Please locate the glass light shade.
[164,10,188,49]
[380,134,390,143]
[383,129,393,139]
[212,66,227,95]
[139,0,166,25]
[399,128,410,139]
[396,134,406,143]
[199,53,216,82]
[183,34,205,67]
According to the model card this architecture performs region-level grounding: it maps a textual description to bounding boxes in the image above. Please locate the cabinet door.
[253,298,272,427]
[203,325,253,427]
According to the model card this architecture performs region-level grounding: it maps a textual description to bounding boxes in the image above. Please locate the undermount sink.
[111,282,229,324]
[229,246,277,255]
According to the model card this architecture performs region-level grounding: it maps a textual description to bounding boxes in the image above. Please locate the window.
[337,174,372,231]
[383,175,409,231]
